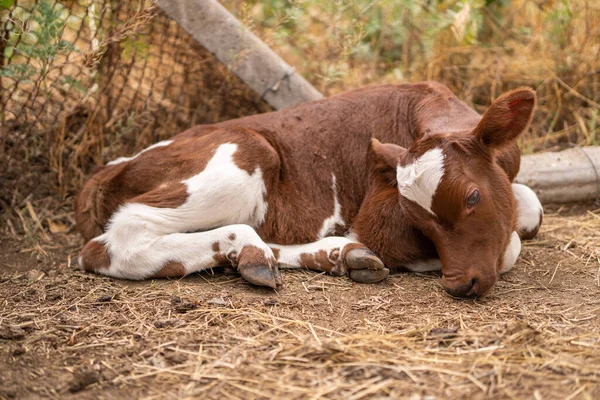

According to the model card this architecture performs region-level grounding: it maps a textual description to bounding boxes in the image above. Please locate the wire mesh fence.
[1,0,270,214]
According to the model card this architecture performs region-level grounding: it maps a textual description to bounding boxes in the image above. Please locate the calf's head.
[355,88,536,298]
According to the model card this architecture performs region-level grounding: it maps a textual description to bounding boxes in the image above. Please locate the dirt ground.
[1,203,599,400]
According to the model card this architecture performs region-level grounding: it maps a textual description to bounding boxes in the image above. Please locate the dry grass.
[225,0,600,152]
[1,204,599,399]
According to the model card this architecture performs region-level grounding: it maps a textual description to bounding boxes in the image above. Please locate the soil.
[1,203,599,399]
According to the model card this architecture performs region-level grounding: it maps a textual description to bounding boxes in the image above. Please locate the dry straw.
[1,206,599,398]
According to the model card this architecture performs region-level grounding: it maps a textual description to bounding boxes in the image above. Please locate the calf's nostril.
[470,277,478,290]
[444,278,478,299]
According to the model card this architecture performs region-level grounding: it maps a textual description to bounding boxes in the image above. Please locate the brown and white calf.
[75,82,543,298]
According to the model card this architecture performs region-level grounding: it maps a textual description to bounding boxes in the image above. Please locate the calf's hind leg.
[80,224,282,288]
[512,183,543,240]
[79,138,283,288]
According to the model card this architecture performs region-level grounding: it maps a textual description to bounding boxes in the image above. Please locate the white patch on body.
[401,258,442,272]
[512,183,543,235]
[499,231,521,274]
[318,174,345,239]
[94,143,271,279]
[396,148,445,214]
[107,140,174,166]
[182,143,268,229]
[269,237,356,269]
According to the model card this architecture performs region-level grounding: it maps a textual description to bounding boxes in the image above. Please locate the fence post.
[154,0,323,110]
[516,146,600,204]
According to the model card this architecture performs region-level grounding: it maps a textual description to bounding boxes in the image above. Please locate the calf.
[75,82,543,298]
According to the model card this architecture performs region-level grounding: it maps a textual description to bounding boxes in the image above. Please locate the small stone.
[163,350,187,365]
[69,367,99,393]
[12,347,25,356]
[428,327,458,339]
[96,294,113,303]
[26,269,44,282]
[0,325,26,340]
[171,295,182,304]
[175,302,197,313]
[207,298,227,306]
[153,320,175,329]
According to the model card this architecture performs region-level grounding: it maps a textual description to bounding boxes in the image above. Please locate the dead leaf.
[47,219,68,233]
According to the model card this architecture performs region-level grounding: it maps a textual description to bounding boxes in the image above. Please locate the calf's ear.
[367,139,408,184]
[474,87,536,148]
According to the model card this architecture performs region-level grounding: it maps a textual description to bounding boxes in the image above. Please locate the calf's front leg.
[269,237,389,283]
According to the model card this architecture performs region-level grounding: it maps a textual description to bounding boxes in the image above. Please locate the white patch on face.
[107,140,174,166]
[396,148,445,215]
[500,231,521,274]
[512,183,543,235]
[94,143,270,279]
[269,236,356,269]
[401,258,442,272]
[318,174,345,239]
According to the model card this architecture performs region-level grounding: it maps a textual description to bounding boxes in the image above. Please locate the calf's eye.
[467,189,480,207]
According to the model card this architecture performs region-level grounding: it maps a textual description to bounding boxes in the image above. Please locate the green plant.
[1,1,83,112]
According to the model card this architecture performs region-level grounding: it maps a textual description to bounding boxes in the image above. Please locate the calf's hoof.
[239,263,283,289]
[349,268,390,283]
[344,247,389,283]
[237,245,282,289]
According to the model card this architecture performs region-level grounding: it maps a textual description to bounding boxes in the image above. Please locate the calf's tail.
[74,163,126,242]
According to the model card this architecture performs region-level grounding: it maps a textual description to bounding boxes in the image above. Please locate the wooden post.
[516,146,600,204]
[154,0,323,110]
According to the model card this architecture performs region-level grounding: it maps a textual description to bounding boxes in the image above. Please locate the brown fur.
[148,261,186,279]
[79,241,111,272]
[271,247,280,260]
[238,245,272,265]
[299,250,333,272]
[213,253,230,266]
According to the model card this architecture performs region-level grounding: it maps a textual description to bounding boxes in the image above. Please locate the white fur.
[500,231,521,274]
[396,148,445,214]
[107,140,174,166]
[95,143,271,279]
[402,258,442,272]
[318,174,345,239]
[512,183,543,235]
[269,237,356,269]
[182,143,268,229]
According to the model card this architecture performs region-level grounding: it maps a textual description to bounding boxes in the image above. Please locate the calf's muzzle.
[441,272,496,299]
